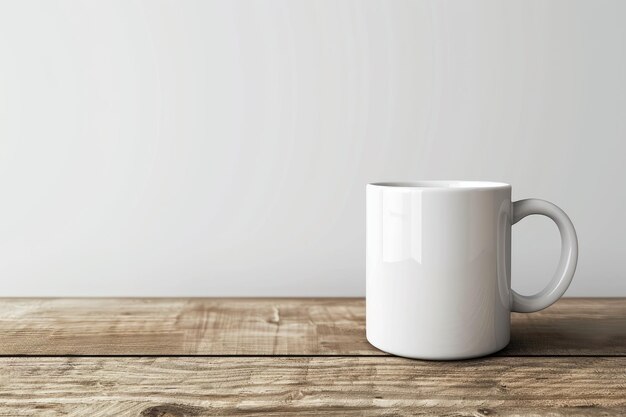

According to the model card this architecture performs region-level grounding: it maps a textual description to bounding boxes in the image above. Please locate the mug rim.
[367,180,511,190]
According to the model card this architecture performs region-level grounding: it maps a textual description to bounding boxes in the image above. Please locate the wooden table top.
[0,298,624,416]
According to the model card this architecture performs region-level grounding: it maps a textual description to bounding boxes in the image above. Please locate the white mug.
[366,181,578,360]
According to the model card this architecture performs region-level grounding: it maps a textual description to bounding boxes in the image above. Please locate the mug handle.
[511,199,579,313]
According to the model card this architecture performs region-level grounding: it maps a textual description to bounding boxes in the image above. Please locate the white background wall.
[0,0,624,296]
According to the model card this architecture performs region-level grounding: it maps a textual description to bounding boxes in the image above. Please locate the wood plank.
[0,298,624,356]
[0,357,624,416]
[0,298,368,355]
[506,298,626,356]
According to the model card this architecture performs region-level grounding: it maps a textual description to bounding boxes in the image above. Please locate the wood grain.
[0,298,623,356]
[1,357,624,416]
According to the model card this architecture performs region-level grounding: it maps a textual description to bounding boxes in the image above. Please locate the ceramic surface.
[366,181,578,360]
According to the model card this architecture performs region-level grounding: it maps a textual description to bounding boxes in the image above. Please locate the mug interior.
[368,180,510,190]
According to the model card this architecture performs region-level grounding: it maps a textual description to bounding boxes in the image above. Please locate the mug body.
[366,181,512,359]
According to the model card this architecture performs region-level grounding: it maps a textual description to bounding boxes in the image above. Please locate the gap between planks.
[1,354,626,358]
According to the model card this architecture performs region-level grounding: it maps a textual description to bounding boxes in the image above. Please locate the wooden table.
[0,298,624,416]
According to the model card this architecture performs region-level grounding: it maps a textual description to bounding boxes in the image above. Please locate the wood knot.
[476,408,496,416]
[140,404,205,417]
[267,306,281,325]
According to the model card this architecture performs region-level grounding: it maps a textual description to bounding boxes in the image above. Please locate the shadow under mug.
[366,181,578,360]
